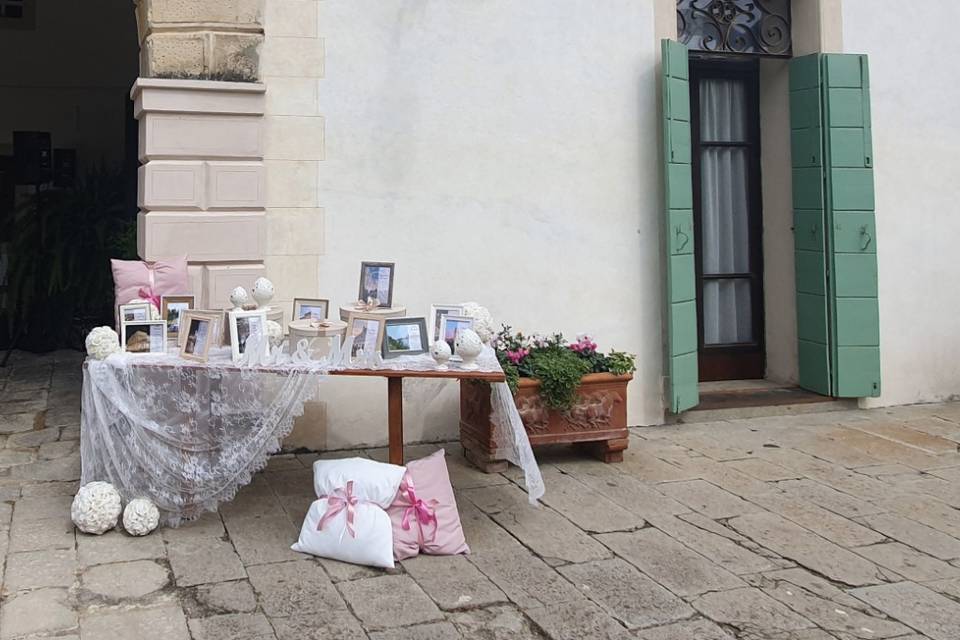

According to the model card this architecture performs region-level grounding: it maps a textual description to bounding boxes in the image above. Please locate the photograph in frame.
[180,313,214,362]
[229,310,268,363]
[428,303,463,344]
[346,312,385,358]
[358,261,395,308]
[161,295,195,338]
[382,317,429,359]
[438,314,474,356]
[178,310,223,349]
[293,298,330,321]
[121,320,167,355]
[119,302,152,324]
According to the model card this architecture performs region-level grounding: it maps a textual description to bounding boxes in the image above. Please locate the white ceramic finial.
[455,328,483,371]
[430,339,452,371]
[252,277,275,308]
[230,286,250,311]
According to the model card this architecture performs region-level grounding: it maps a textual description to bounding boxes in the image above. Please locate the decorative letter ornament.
[71,482,122,535]
[265,320,283,348]
[85,327,121,360]
[123,498,160,536]
[455,329,483,370]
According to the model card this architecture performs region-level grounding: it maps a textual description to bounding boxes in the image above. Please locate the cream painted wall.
[273,0,667,447]
[0,1,138,165]
[843,0,960,406]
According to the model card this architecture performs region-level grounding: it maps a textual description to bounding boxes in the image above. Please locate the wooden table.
[330,368,506,465]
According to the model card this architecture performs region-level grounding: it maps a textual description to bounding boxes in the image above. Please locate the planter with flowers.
[460,327,635,472]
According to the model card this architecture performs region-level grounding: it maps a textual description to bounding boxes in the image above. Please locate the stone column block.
[138,211,267,262]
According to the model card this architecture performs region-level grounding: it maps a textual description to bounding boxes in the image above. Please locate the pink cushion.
[387,449,470,560]
[111,256,190,310]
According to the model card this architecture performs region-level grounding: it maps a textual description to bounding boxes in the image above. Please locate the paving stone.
[859,512,960,560]
[557,558,693,630]
[80,603,190,640]
[647,514,782,575]
[247,559,346,617]
[553,461,690,519]
[402,554,507,610]
[854,542,960,582]
[318,555,387,582]
[849,422,960,454]
[726,458,804,482]
[875,493,960,539]
[727,511,886,587]
[446,449,511,490]
[4,547,76,590]
[463,484,610,564]
[595,528,744,597]
[449,605,545,640]
[748,491,885,548]
[467,545,583,609]
[850,581,960,640]
[270,611,368,640]
[777,479,886,519]
[6,427,59,449]
[610,442,704,483]
[657,478,761,519]
[854,463,920,477]
[78,528,166,566]
[751,568,865,610]
[184,580,258,617]
[369,622,461,640]
[0,587,77,639]
[161,511,226,542]
[10,452,80,482]
[526,599,632,640]
[0,412,38,435]
[635,618,735,640]
[82,559,169,600]
[0,449,34,468]
[691,587,815,636]
[222,511,301,566]
[338,575,444,630]
[815,428,948,471]
[188,612,277,640]
[533,467,644,533]
[167,538,246,587]
[20,479,79,496]
[40,439,79,460]
[12,494,73,523]
[9,515,74,552]
[925,576,960,601]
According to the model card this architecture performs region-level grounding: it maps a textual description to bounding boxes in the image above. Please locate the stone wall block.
[143,0,263,29]
[140,113,262,162]
[203,264,268,310]
[143,33,206,78]
[210,33,263,82]
[139,211,267,262]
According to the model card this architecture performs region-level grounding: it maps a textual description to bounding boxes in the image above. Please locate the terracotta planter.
[459,372,632,472]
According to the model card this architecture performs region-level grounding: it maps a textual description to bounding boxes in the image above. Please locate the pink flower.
[507,348,530,364]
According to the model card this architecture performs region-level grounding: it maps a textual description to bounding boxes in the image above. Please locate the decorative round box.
[338,305,407,322]
[289,319,347,358]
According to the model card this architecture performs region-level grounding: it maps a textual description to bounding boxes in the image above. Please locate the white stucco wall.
[264,0,666,447]
[843,0,960,406]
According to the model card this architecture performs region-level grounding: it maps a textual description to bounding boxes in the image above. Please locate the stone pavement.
[2,351,960,639]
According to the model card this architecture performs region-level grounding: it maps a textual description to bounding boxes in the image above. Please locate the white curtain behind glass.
[699,78,753,345]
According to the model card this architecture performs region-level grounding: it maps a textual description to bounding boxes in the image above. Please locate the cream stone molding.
[131,78,265,118]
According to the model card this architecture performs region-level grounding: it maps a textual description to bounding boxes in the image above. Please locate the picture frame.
[160,294,195,339]
[438,314,474,356]
[178,310,224,349]
[346,312,386,358]
[121,320,167,355]
[229,309,268,363]
[382,317,429,359]
[358,261,395,308]
[118,302,152,324]
[179,312,216,362]
[428,303,464,344]
[293,297,330,322]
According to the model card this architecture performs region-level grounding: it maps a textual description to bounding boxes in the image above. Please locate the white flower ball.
[265,320,283,347]
[460,302,495,343]
[71,482,122,535]
[123,498,160,536]
[85,327,121,360]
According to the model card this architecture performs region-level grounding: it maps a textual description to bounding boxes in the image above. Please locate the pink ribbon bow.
[317,480,359,538]
[399,481,439,544]
[137,286,161,312]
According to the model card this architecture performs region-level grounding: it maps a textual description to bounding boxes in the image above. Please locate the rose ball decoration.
[85,327,121,361]
[71,482,123,535]
[123,498,161,536]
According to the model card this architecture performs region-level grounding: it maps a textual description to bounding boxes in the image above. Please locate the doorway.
[690,58,765,381]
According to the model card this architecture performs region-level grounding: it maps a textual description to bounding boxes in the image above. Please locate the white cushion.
[292,498,395,569]
[313,457,405,507]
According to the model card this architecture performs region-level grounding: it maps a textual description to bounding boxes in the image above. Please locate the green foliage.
[527,347,591,411]
[603,350,637,376]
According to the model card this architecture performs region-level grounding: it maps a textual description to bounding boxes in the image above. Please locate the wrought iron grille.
[678,0,792,57]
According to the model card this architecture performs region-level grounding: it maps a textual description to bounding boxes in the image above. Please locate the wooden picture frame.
[179,312,215,362]
[177,310,224,349]
[346,312,386,358]
[121,320,167,355]
[382,317,429,359]
[229,309,268,363]
[118,302,152,324]
[428,303,464,344]
[293,297,330,322]
[438,314,474,356]
[358,261,395,308]
[160,294,195,339]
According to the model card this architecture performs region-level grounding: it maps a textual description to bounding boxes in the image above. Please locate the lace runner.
[81,345,543,527]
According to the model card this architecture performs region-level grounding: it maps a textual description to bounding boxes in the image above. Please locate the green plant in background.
[3,163,138,352]
[493,325,636,411]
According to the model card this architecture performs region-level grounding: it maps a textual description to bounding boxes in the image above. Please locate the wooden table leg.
[388,377,404,465]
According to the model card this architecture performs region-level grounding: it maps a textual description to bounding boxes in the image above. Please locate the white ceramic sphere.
[430,339,452,369]
[71,482,122,535]
[252,277,275,308]
[123,498,160,536]
[229,286,250,310]
[455,329,484,370]
[265,320,283,347]
[85,326,121,360]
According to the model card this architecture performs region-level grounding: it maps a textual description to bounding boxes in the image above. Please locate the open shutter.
[661,39,698,413]
[789,53,880,398]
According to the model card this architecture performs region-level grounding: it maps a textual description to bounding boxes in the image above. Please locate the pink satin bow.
[400,481,439,544]
[137,286,161,312]
[317,480,359,538]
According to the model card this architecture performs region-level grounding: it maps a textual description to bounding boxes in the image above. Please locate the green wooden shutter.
[789,53,880,398]
[661,39,698,413]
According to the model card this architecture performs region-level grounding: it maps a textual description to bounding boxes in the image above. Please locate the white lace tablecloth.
[81,345,543,527]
